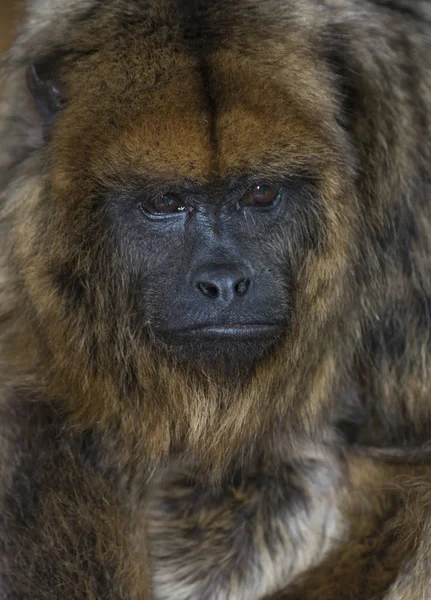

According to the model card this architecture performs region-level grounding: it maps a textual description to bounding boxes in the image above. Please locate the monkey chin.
[157,324,286,381]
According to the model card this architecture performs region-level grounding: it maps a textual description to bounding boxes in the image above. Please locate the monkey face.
[106,176,295,370]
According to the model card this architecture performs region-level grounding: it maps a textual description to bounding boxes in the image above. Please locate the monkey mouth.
[154,322,287,373]
[160,323,284,343]
[174,323,282,339]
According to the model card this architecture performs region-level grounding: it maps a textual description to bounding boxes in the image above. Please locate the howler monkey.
[1,1,431,599]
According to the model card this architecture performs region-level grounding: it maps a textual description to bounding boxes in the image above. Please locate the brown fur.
[1,0,431,598]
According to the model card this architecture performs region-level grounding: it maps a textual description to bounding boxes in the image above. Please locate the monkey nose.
[192,263,252,303]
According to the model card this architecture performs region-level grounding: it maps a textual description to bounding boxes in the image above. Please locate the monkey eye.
[240,184,280,208]
[27,60,64,118]
[140,193,187,217]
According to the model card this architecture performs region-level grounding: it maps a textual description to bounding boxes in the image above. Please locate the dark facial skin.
[26,46,326,379]
[108,177,293,372]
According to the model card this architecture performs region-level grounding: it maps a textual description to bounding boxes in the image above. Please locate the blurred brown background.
[0,1,22,55]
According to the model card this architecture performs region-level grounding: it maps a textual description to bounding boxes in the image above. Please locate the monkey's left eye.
[141,194,186,216]
[240,184,280,208]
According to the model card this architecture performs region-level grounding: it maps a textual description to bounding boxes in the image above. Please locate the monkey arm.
[147,448,346,600]
[147,451,431,600]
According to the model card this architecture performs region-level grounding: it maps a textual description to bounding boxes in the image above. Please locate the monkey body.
[1,0,431,598]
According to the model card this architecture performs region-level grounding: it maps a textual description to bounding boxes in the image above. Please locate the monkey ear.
[26,57,65,120]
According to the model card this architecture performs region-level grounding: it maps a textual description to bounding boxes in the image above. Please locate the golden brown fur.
[1,0,431,598]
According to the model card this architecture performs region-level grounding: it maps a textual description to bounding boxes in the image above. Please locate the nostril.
[234,278,250,297]
[193,265,253,302]
[197,281,219,299]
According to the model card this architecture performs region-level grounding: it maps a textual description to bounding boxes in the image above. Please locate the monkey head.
[3,0,365,476]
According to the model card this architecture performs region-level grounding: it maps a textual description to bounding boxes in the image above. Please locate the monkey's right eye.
[26,59,64,118]
[139,194,186,217]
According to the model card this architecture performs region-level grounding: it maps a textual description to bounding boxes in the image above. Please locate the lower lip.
[173,324,281,340]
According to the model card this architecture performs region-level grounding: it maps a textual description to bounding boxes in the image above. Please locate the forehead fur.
[28,0,352,188]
